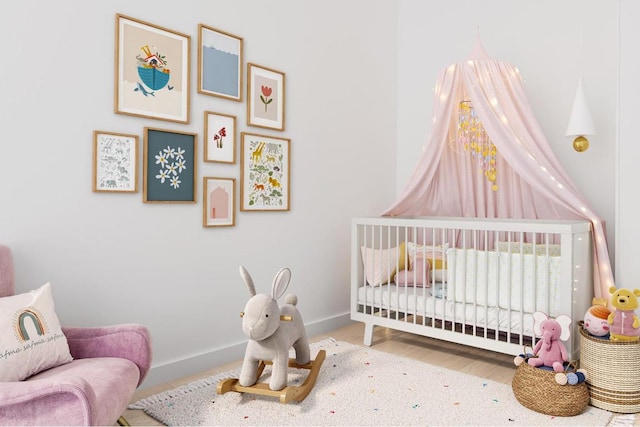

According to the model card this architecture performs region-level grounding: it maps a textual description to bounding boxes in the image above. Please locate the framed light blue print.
[143,127,197,203]
[198,24,243,101]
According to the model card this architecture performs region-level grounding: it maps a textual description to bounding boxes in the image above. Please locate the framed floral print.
[115,14,191,123]
[203,177,235,227]
[204,111,236,163]
[92,131,138,193]
[143,127,197,203]
[198,24,243,101]
[240,132,290,211]
[247,63,285,131]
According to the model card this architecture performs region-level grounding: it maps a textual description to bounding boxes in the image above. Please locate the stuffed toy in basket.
[511,312,590,417]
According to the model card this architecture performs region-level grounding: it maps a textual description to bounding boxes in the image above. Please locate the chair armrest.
[62,324,152,386]
[0,377,96,425]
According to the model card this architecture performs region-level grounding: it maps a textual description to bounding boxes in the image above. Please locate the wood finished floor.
[122,321,628,426]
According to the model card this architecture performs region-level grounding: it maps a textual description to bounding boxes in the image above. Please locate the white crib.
[351,216,593,360]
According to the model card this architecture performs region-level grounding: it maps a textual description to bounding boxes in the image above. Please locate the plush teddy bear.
[527,312,571,373]
[583,297,611,337]
[607,286,640,342]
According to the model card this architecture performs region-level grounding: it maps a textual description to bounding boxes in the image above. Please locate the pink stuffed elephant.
[527,312,571,373]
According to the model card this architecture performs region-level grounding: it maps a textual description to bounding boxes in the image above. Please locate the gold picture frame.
[240,132,290,211]
[92,131,138,193]
[115,14,191,123]
[247,63,285,131]
[198,24,243,101]
[203,177,236,227]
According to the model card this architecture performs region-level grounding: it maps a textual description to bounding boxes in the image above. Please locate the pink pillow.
[394,256,431,287]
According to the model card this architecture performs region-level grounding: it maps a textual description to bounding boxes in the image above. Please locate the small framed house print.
[203,177,235,227]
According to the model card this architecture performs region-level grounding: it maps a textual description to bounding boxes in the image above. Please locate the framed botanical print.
[115,14,191,123]
[240,132,290,211]
[247,63,285,131]
[204,111,236,163]
[92,131,138,193]
[143,127,197,203]
[203,177,235,227]
[198,24,243,101]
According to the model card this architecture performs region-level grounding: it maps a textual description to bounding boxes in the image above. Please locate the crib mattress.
[357,284,535,336]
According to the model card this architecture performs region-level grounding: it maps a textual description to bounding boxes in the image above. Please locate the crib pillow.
[360,243,407,287]
[394,255,431,287]
[406,242,449,270]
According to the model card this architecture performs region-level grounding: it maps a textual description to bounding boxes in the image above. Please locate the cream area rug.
[130,338,617,426]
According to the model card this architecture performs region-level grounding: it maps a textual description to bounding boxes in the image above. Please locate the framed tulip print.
[247,63,285,131]
[92,131,138,193]
[143,127,197,203]
[240,132,290,211]
[115,14,191,124]
[203,177,235,227]
[204,111,236,163]
[198,24,243,101]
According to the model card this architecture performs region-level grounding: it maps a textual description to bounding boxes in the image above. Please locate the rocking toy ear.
[239,265,257,297]
[271,268,291,301]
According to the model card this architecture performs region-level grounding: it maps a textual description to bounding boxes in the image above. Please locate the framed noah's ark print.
[240,132,290,211]
[115,14,191,123]
[198,24,243,101]
[92,131,138,193]
[247,63,285,131]
[203,177,235,227]
[143,127,197,203]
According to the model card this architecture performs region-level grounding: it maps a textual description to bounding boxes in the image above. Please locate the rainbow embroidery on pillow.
[13,307,47,342]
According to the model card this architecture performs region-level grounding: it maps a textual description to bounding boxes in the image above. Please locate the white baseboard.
[140,312,352,389]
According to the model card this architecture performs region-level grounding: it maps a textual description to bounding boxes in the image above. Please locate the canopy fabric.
[382,40,613,299]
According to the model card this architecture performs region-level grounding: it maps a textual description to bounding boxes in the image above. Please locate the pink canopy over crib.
[382,38,613,299]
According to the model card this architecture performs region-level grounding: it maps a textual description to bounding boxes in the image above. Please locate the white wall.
[617,0,640,286]
[396,0,619,265]
[0,1,397,386]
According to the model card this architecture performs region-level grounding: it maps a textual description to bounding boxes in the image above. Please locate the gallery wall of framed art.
[97,12,291,227]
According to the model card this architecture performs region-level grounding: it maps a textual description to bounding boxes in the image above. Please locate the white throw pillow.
[0,282,73,381]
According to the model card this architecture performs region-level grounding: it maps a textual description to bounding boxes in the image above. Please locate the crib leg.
[363,323,374,346]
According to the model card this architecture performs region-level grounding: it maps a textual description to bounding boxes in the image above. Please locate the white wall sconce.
[565,77,596,152]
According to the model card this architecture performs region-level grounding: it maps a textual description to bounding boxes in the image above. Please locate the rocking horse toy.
[216,265,325,403]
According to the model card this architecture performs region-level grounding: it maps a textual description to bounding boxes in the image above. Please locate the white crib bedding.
[445,248,562,316]
[357,284,535,336]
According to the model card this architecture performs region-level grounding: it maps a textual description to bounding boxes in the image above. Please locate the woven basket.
[579,325,640,413]
[512,357,590,417]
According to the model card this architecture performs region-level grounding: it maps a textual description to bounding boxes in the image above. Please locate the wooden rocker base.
[216,349,326,403]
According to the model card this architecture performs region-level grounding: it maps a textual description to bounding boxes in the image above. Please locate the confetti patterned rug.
[129,338,615,426]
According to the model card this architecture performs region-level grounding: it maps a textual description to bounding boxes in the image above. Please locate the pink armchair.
[0,244,152,426]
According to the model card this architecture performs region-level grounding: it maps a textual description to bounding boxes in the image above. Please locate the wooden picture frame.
[247,63,285,131]
[92,131,138,193]
[204,111,236,163]
[115,14,191,123]
[203,177,236,227]
[240,132,290,211]
[198,24,243,101]
[143,127,197,203]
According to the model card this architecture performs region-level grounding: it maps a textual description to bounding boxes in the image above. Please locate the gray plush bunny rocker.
[238,265,310,391]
